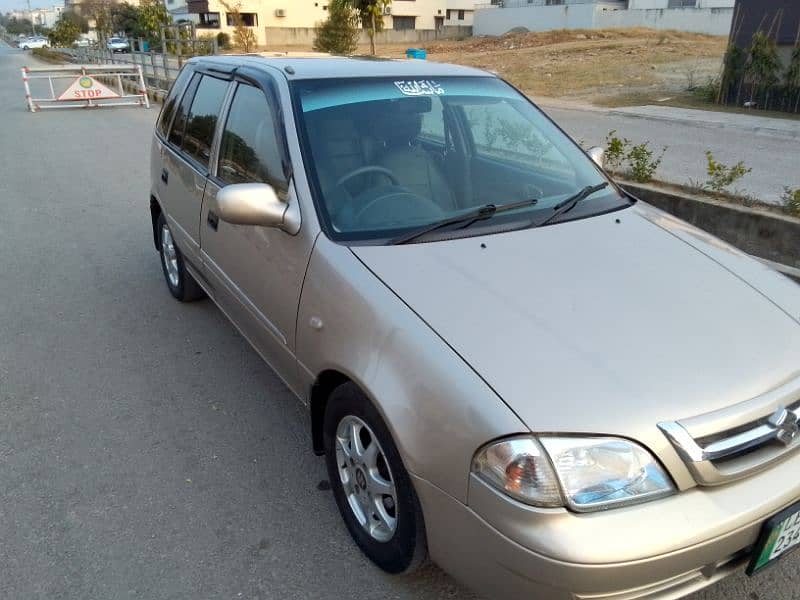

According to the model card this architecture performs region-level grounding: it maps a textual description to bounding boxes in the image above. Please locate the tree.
[48,14,81,47]
[343,0,391,56]
[82,0,115,39]
[219,0,256,53]
[313,0,359,55]
[137,0,171,44]
[786,44,800,113]
[110,2,142,38]
[745,31,782,110]
[59,11,90,34]
[2,16,35,35]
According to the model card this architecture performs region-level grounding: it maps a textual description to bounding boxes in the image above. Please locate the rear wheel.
[157,214,205,302]
[324,383,427,574]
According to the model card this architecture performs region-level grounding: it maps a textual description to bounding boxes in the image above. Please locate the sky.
[1,0,51,16]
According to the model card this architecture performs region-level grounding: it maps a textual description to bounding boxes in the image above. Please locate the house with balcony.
[179,0,478,47]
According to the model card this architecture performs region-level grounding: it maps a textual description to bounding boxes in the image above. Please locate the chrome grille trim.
[659,405,800,486]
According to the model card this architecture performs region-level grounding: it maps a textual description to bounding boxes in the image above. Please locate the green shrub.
[626,142,666,183]
[704,151,751,194]
[31,47,68,63]
[692,77,721,103]
[313,0,359,55]
[603,130,629,173]
[216,31,231,49]
[782,188,800,217]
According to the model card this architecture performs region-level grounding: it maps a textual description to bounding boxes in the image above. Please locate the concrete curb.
[622,182,800,282]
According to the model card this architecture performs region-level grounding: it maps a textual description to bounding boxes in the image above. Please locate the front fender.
[296,235,526,502]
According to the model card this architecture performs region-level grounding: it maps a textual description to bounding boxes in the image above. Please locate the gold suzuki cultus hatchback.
[150,55,800,599]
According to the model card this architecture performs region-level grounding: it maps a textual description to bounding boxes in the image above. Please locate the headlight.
[472,436,675,512]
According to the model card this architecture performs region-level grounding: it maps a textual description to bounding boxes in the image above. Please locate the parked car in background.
[106,37,129,53]
[19,37,49,50]
[73,38,92,48]
[149,55,800,600]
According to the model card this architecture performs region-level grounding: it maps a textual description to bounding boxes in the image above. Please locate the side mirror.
[587,146,605,169]
[216,183,287,228]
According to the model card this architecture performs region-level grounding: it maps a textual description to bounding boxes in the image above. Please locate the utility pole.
[27,0,37,36]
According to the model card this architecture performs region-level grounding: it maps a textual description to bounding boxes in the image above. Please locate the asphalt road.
[543,103,799,206]
[1,42,798,600]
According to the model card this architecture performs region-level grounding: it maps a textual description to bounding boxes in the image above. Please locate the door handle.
[207,210,219,231]
[161,169,169,184]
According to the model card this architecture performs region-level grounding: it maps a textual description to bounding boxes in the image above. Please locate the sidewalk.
[608,106,800,140]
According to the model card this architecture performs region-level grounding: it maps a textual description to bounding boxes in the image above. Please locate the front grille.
[658,382,800,486]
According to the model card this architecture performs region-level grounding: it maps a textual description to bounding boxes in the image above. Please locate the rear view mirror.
[587,147,605,169]
[216,183,287,228]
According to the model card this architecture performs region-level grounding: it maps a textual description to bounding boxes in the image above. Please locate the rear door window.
[157,67,194,138]
[182,75,230,169]
[167,73,200,149]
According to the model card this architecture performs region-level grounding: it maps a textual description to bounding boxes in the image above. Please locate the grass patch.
[31,47,70,64]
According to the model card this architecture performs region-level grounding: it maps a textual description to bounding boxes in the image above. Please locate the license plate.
[747,501,800,576]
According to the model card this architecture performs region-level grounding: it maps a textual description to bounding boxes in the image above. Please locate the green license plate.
[747,501,800,576]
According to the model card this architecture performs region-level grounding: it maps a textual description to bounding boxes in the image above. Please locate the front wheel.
[324,383,427,574]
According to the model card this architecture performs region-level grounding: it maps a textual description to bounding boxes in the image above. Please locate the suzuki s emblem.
[769,407,800,446]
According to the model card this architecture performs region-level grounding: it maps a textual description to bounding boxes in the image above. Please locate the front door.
[199,79,312,395]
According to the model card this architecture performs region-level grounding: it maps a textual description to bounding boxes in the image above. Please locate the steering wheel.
[351,186,444,226]
[336,165,399,189]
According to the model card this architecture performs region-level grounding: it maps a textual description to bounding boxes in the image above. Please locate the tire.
[324,383,427,574]
[156,214,205,302]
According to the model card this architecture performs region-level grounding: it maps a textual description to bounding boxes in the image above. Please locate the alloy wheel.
[161,224,180,288]
[335,415,398,543]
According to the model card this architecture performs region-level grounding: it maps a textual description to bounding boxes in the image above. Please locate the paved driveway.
[0,43,797,600]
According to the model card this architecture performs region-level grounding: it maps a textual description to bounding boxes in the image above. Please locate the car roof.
[186,54,494,81]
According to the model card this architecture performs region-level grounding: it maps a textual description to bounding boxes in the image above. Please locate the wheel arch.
[310,369,352,456]
[150,195,162,250]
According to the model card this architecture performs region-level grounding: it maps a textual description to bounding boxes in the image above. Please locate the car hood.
[351,203,800,445]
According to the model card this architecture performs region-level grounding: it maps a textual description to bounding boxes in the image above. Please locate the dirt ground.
[265,28,728,107]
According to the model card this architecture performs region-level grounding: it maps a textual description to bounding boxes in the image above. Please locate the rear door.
[159,70,231,268]
[199,73,312,394]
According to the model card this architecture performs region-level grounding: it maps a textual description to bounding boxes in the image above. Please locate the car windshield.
[293,76,625,244]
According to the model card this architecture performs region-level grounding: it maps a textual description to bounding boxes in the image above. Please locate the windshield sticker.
[394,80,445,96]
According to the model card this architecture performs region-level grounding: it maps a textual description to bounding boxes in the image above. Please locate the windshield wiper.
[530,182,609,229]
[390,198,539,245]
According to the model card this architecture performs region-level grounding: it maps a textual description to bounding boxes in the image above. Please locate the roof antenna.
[284,66,296,75]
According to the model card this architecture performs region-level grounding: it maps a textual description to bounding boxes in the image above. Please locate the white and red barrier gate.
[21,64,150,112]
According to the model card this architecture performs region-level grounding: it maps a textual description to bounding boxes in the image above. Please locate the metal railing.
[59,35,218,93]
[61,46,184,93]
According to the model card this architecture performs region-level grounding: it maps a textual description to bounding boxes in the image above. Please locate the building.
[179,0,477,46]
[8,5,64,28]
[729,0,800,67]
[445,0,478,27]
[31,5,64,28]
[474,0,736,37]
[721,0,800,112]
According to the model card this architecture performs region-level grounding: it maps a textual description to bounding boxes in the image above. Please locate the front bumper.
[412,450,800,600]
